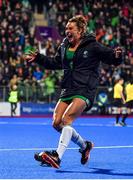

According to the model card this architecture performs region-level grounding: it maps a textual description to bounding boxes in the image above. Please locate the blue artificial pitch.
[0,116,133,179]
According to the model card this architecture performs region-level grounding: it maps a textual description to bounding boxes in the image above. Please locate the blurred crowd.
[0,0,133,102]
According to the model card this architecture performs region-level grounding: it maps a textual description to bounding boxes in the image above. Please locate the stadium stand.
[0,0,133,106]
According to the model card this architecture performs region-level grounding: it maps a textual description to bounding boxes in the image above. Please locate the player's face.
[65,22,82,45]
[120,79,124,85]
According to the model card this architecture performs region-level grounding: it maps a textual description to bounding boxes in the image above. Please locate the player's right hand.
[23,50,38,62]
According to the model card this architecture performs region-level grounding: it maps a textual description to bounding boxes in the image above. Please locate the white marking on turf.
[0,145,133,152]
[0,121,133,127]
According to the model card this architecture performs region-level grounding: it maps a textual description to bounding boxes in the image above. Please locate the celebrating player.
[24,15,123,168]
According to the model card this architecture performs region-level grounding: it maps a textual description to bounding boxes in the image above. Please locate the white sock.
[71,127,86,150]
[56,126,73,159]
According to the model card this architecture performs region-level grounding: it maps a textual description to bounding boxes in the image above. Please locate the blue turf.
[0,116,133,179]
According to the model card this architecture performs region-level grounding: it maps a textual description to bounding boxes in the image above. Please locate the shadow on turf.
[56,167,133,177]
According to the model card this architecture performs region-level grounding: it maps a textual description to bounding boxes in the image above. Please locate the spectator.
[33,66,44,81]
[0,0,133,105]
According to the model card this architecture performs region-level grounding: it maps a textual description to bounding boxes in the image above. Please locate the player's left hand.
[114,47,123,58]
[23,50,38,62]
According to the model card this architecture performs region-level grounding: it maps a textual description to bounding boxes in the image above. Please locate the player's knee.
[52,119,62,132]
[62,112,75,126]
[52,120,59,129]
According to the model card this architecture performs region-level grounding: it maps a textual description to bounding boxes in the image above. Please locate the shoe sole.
[34,153,51,167]
[87,142,94,160]
[41,152,60,169]
[82,142,94,164]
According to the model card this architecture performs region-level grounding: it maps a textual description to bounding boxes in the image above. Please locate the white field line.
[0,145,133,152]
[0,121,133,127]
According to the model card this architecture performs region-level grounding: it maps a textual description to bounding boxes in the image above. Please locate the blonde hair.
[68,15,87,36]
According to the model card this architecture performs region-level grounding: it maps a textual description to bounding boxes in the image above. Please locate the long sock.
[56,126,73,159]
[71,127,86,150]
[57,126,86,152]
[116,114,120,123]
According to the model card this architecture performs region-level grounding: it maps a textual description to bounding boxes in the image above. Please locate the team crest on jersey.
[83,50,88,58]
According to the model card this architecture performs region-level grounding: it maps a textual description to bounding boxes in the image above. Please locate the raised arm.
[96,42,123,66]
[23,47,63,70]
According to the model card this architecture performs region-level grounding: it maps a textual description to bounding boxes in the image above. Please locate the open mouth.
[66,33,73,41]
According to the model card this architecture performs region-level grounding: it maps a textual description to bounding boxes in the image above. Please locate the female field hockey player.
[24,15,123,168]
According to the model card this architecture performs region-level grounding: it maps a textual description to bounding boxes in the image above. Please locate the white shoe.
[115,123,121,127]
